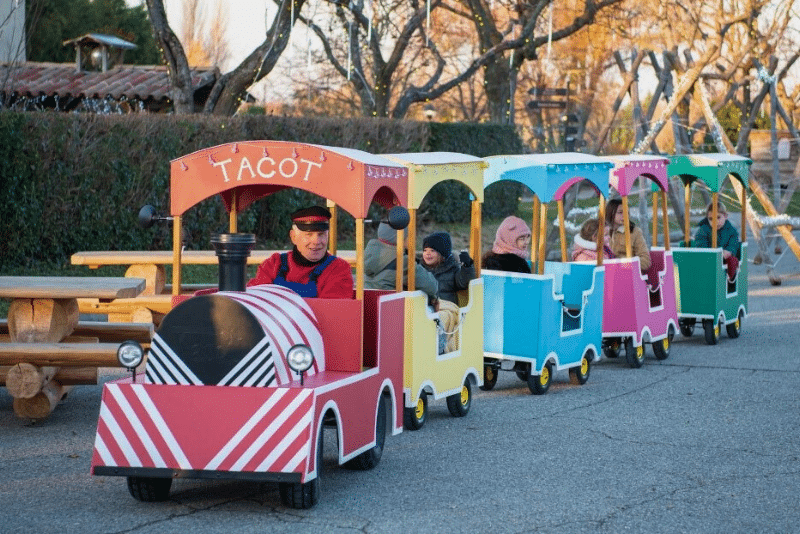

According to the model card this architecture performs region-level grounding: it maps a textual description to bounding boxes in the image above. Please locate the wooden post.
[172,215,182,295]
[0,366,98,387]
[328,203,338,255]
[557,199,567,262]
[355,218,364,300]
[662,191,671,250]
[531,197,540,269]
[652,192,659,246]
[622,196,633,258]
[538,203,548,275]
[13,380,70,420]
[684,184,692,245]
[471,199,482,277]
[396,229,404,292]
[597,197,606,266]
[229,189,238,233]
[8,298,79,343]
[5,363,57,398]
[407,209,417,291]
[711,193,718,248]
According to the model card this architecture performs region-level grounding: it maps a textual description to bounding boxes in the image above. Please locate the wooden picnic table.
[0,276,147,420]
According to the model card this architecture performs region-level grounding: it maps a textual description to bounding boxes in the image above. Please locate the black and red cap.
[291,205,331,231]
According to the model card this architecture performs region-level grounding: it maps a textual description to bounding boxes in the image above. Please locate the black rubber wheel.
[703,318,720,345]
[652,325,675,361]
[527,362,552,395]
[446,379,472,417]
[480,361,497,391]
[603,338,621,358]
[127,476,172,502]
[280,426,322,508]
[679,319,695,337]
[624,338,645,368]
[344,394,388,470]
[569,352,591,385]
[403,391,427,430]
[726,310,743,339]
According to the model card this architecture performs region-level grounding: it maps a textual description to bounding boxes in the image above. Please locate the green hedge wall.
[0,112,523,270]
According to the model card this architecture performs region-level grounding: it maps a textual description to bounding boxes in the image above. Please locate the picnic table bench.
[0,276,151,420]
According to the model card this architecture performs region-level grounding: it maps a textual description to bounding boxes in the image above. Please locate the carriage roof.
[483,152,611,202]
[381,152,486,208]
[667,153,752,192]
[169,141,409,219]
[602,155,671,196]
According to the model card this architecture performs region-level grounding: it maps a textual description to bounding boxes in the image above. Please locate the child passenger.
[606,198,651,271]
[693,201,741,281]
[571,218,614,261]
[482,215,532,273]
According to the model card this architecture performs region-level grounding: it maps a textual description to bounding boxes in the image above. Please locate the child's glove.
[459,251,474,267]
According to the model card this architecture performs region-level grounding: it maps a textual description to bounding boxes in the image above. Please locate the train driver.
[247,206,354,298]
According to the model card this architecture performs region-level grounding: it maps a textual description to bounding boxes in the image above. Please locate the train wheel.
[344,394,388,470]
[569,352,591,385]
[280,428,322,508]
[446,379,472,417]
[127,476,172,502]
[652,326,675,361]
[679,319,695,337]
[624,338,645,368]
[403,392,427,430]
[726,310,744,339]
[480,362,497,391]
[703,318,720,345]
[527,362,552,395]
[603,338,621,359]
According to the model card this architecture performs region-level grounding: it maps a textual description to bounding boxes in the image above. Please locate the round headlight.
[287,344,314,374]
[117,340,144,369]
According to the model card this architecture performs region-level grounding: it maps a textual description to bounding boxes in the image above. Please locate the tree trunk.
[145,0,195,114]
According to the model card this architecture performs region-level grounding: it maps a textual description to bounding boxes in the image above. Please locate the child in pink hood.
[571,218,614,262]
[482,215,532,273]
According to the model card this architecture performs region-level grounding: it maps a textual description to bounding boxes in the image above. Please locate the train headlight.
[117,340,144,370]
[287,344,314,374]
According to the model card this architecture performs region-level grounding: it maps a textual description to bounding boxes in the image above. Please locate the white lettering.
[237,157,256,181]
[212,158,234,183]
[257,157,276,178]
[279,158,298,178]
[299,159,322,181]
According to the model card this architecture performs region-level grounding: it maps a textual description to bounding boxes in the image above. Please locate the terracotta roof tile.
[0,62,218,102]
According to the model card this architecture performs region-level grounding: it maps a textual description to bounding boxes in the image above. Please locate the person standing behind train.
[364,221,439,300]
[482,215,532,273]
[247,206,354,298]
[421,232,476,304]
[571,218,614,261]
[693,200,741,281]
[606,198,651,271]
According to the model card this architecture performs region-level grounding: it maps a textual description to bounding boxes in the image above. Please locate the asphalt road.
[2,259,799,534]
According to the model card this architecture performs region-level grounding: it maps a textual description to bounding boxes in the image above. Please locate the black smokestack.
[210,233,256,292]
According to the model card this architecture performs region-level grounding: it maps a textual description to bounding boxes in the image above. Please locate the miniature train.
[90,141,751,509]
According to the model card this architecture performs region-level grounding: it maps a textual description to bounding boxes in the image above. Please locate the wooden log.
[13,380,70,420]
[0,342,124,367]
[7,298,79,342]
[0,366,99,386]
[1,319,152,343]
[5,363,58,398]
[108,306,154,324]
[125,264,165,296]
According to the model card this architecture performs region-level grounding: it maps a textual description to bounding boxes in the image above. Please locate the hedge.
[0,112,523,270]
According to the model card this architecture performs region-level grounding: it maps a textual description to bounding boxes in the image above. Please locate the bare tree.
[145,0,306,115]
[179,0,230,68]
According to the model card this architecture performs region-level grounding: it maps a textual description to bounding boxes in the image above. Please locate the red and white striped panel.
[220,285,326,384]
[92,384,316,477]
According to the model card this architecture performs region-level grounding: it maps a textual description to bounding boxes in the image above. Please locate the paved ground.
[2,254,799,534]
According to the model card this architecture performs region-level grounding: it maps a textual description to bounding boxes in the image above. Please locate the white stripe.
[204,388,290,470]
[145,347,179,385]
[148,335,202,385]
[225,296,292,384]
[242,359,275,387]
[131,384,191,469]
[253,365,276,387]
[108,386,166,467]
[99,402,142,467]
[93,433,116,467]
[218,337,271,385]
[254,410,313,472]
[284,445,310,475]
[231,391,311,471]
[247,289,325,356]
